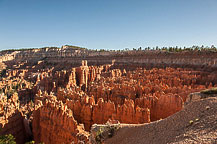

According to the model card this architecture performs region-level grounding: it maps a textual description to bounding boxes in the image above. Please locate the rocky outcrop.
[66,68,77,88]
[151,94,183,121]
[0,110,27,144]
[65,95,150,131]
[32,95,89,144]
[0,93,29,144]
[76,60,89,89]
[90,119,120,144]
[185,87,217,106]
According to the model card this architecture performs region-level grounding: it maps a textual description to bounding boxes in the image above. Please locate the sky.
[0,0,217,50]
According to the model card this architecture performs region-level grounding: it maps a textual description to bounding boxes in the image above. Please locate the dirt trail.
[105,97,217,144]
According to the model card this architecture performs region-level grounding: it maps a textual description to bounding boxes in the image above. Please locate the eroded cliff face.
[2,47,217,71]
[0,93,30,144]
[1,48,217,143]
[32,95,89,144]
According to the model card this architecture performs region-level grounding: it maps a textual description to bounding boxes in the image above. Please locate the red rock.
[32,96,89,144]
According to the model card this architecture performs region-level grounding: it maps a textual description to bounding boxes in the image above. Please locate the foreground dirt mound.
[105,97,217,144]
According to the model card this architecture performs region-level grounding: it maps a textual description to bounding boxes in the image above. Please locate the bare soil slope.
[105,97,217,144]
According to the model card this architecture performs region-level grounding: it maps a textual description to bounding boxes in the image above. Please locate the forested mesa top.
[1,45,217,58]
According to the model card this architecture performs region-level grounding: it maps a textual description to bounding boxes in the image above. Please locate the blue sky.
[0,0,217,50]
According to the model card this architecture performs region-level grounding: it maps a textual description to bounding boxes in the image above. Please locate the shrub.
[25,141,35,144]
[201,87,217,94]
[189,120,194,125]
[0,134,16,144]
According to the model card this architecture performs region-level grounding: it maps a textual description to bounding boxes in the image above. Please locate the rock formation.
[32,95,89,144]
[0,93,30,144]
[0,47,217,143]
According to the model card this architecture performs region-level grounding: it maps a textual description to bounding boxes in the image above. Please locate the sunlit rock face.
[0,48,217,143]
[0,93,28,144]
[32,95,89,144]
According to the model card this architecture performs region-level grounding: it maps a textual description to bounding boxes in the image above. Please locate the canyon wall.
[1,48,217,71]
